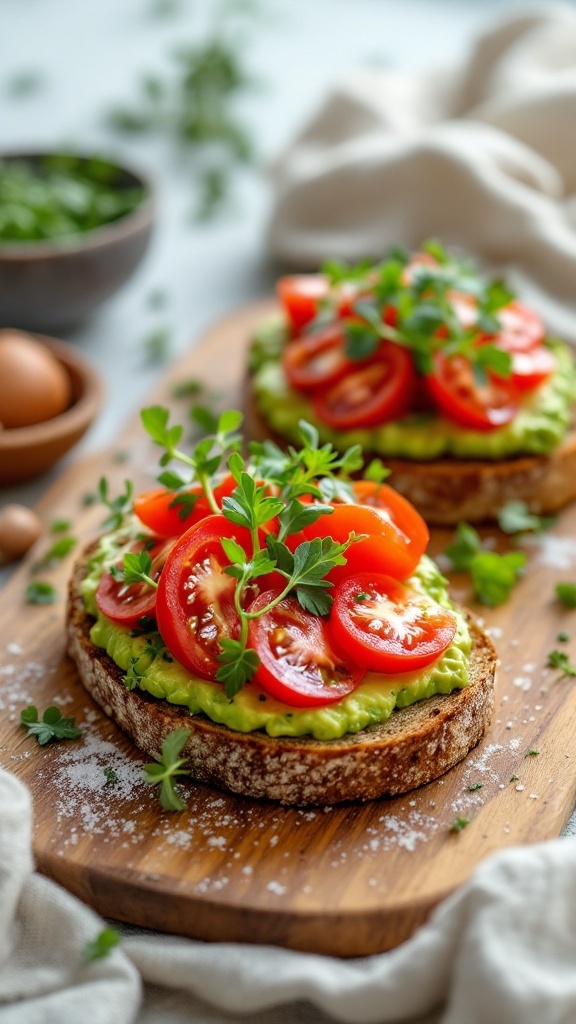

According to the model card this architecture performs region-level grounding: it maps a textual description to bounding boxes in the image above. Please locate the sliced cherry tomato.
[133,475,237,539]
[330,572,457,674]
[247,590,365,707]
[496,301,544,352]
[277,275,331,335]
[282,322,352,391]
[96,537,173,627]
[426,351,519,430]
[507,344,556,392]
[156,515,251,680]
[302,501,422,583]
[313,343,416,430]
[351,481,429,561]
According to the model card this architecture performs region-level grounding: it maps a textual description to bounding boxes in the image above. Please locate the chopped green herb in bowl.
[0,151,154,331]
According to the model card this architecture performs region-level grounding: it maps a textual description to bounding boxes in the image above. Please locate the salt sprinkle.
[267,881,287,896]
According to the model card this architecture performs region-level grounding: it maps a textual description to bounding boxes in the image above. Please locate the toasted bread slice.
[243,373,576,525]
[66,555,496,806]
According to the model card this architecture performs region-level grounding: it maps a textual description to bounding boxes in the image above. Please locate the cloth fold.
[2,765,576,1024]
[267,4,576,342]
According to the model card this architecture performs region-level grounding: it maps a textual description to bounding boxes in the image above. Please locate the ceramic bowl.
[0,152,154,332]
[0,334,104,483]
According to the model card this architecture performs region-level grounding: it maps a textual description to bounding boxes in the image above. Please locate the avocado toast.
[246,244,576,524]
[66,408,497,805]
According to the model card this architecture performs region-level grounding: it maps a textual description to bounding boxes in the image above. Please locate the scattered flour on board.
[524,534,576,570]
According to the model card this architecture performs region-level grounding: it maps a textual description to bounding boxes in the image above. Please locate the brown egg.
[0,330,72,429]
[0,503,42,561]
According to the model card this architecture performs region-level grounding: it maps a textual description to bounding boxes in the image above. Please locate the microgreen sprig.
[141,405,242,514]
[320,242,514,380]
[443,522,526,606]
[20,705,82,746]
[143,728,191,811]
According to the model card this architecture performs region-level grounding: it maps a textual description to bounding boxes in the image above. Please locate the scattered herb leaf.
[498,501,554,535]
[555,583,576,609]
[450,816,471,833]
[20,705,82,745]
[143,728,191,810]
[25,581,58,605]
[83,927,121,963]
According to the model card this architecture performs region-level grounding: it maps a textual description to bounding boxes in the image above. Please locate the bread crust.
[66,555,496,806]
[243,373,576,525]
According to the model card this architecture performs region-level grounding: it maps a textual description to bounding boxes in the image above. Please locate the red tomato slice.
[133,475,237,539]
[351,480,429,561]
[247,590,365,707]
[496,301,544,352]
[282,322,352,391]
[508,345,556,392]
[426,351,519,430]
[313,343,416,430]
[302,501,422,583]
[96,537,173,627]
[277,275,331,335]
[330,572,457,673]
[156,515,251,680]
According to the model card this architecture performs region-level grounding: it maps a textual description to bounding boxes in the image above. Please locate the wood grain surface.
[2,299,576,957]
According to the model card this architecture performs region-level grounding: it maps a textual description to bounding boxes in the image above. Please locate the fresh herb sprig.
[99,477,134,531]
[143,728,191,810]
[141,405,242,515]
[555,583,576,609]
[319,242,514,381]
[83,927,121,963]
[20,705,82,745]
[443,522,526,606]
[141,408,365,699]
[546,649,576,680]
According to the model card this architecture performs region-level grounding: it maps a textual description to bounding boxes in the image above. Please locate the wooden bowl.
[0,152,154,332]
[0,334,104,483]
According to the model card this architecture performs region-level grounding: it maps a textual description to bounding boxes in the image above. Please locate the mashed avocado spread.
[81,526,471,742]
[249,318,576,460]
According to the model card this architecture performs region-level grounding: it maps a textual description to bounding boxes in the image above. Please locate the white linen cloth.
[4,9,576,1023]
[267,4,576,344]
[2,763,576,1024]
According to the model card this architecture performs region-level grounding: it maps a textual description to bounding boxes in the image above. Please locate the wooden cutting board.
[2,299,576,957]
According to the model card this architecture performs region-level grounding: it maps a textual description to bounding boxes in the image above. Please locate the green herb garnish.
[98,477,134,531]
[143,729,191,810]
[25,581,58,605]
[498,501,554,535]
[444,523,525,606]
[0,155,145,242]
[525,749,540,758]
[32,536,76,571]
[50,518,72,534]
[546,649,576,680]
[83,927,121,963]
[103,768,119,787]
[467,783,483,791]
[555,583,576,609]
[449,816,471,833]
[20,705,82,745]
[557,631,570,643]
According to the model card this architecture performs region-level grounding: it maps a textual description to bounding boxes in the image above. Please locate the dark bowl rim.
[0,149,155,259]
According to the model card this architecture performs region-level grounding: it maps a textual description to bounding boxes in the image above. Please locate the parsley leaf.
[25,581,58,605]
[450,816,471,833]
[444,523,481,572]
[470,551,526,607]
[216,639,260,698]
[83,927,121,963]
[32,536,76,572]
[498,501,554,535]
[20,705,82,746]
[555,583,576,609]
[143,728,191,810]
[546,649,576,680]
